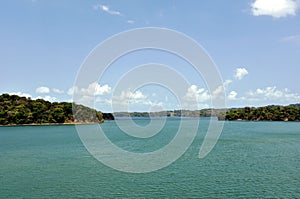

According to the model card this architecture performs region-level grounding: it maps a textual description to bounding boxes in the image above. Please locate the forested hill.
[223,104,300,121]
[0,94,114,125]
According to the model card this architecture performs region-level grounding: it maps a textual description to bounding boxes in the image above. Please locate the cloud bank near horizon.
[3,67,300,111]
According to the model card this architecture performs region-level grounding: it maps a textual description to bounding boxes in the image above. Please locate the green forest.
[113,109,226,118]
[223,105,300,121]
[0,94,113,125]
[1,93,299,125]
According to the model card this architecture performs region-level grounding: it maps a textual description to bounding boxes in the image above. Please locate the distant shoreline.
[1,117,300,127]
[1,93,300,125]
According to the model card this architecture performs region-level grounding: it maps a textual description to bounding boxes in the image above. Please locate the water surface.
[0,119,299,198]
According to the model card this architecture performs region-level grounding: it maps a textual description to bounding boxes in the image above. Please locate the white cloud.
[68,82,111,96]
[5,92,57,102]
[131,90,146,100]
[8,92,32,98]
[36,86,64,94]
[225,86,300,107]
[182,85,211,109]
[223,79,233,88]
[93,4,121,15]
[36,86,50,94]
[182,84,227,109]
[235,68,248,80]
[212,85,226,100]
[113,90,147,105]
[251,0,299,18]
[110,88,184,112]
[222,68,248,90]
[185,85,211,103]
[52,88,64,94]
[88,82,111,96]
[111,90,167,111]
[228,91,238,100]
[36,95,57,102]
[67,87,76,96]
[246,86,300,102]
[67,82,111,108]
[44,95,57,102]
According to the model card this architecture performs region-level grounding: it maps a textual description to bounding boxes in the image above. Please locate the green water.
[0,119,300,198]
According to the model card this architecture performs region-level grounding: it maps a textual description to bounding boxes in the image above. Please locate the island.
[0,93,114,126]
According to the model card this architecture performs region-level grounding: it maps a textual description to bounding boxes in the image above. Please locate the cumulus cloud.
[36,86,50,94]
[212,85,226,100]
[185,85,211,103]
[131,90,146,100]
[36,95,57,102]
[52,88,64,94]
[8,92,32,98]
[182,84,228,109]
[182,85,211,109]
[67,87,75,96]
[223,79,233,88]
[93,4,121,15]
[228,91,238,100]
[5,91,58,102]
[110,89,167,111]
[251,0,299,18]
[246,86,300,102]
[68,82,111,96]
[226,86,300,106]
[223,68,248,90]
[235,68,248,80]
[67,82,111,108]
[88,83,111,96]
[113,90,147,105]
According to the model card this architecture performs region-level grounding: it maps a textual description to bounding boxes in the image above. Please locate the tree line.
[223,105,300,121]
[0,94,114,125]
[113,109,226,118]
[2,93,298,124]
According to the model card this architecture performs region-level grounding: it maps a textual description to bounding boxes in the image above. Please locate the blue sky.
[1,0,300,112]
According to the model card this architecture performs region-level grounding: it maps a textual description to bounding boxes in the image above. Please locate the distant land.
[1,93,300,126]
[0,94,114,126]
[113,109,226,118]
[114,104,300,122]
[222,104,300,121]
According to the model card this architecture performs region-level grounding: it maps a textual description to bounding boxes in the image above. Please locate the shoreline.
[0,122,102,127]
[1,118,299,127]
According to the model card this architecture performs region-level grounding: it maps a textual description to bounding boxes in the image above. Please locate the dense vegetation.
[2,93,299,124]
[114,105,300,122]
[223,105,300,121]
[114,109,226,118]
[0,94,114,125]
